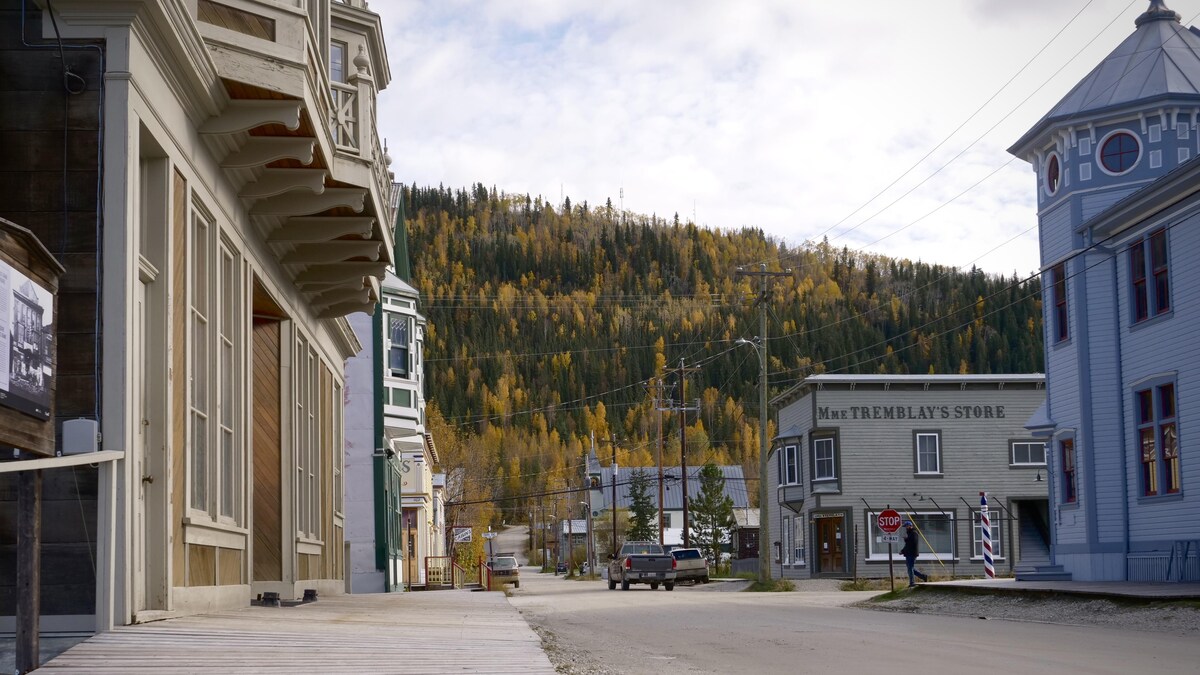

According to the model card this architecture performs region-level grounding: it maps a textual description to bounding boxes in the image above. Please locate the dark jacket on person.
[901,528,919,560]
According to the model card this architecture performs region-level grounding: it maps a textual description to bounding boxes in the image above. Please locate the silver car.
[670,548,709,584]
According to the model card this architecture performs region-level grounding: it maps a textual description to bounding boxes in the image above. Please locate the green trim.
[393,192,412,282]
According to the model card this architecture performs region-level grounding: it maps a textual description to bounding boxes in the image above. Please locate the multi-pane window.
[330,41,346,83]
[1061,438,1077,503]
[188,209,243,525]
[217,242,240,521]
[333,381,344,516]
[1100,131,1139,173]
[189,212,210,512]
[783,445,799,485]
[972,509,1004,559]
[915,432,941,474]
[868,512,954,559]
[1130,228,1170,323]
[812,436,836,481]
[792,517,806,565]
[1137,382,1180,496]
[296,338,321,540]
[1011,441,1047,466]
[1051,262,1069,342]
[388,314,411,377]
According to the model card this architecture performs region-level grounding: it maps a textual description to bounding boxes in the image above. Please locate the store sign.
[817,404,1006,422]
[0,259,54,420]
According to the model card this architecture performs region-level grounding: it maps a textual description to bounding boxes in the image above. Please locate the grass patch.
[840,578,915,591]
[733,571,758,581]
[744,579,796,592]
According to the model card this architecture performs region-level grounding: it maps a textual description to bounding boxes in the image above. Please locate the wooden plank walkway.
[39,590,556,673]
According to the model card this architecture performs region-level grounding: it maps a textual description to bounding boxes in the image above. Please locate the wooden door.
[817,517,844,573]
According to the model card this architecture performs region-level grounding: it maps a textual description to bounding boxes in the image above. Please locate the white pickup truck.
[608,541,677,591]
[670,547,710,584]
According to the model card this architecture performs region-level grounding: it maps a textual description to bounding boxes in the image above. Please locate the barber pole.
[980,491,995,579]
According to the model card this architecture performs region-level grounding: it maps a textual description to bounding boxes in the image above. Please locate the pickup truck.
[608,541,676,591]
[670,547,709,584]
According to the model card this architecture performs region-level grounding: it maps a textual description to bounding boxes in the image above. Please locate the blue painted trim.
[1108,248,1131,579]
[1135,492,1185,505]
[1072,253,1101,548]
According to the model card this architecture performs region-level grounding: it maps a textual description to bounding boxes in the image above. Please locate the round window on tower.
[1044,153,1061,196]
[1098,131,1140,175]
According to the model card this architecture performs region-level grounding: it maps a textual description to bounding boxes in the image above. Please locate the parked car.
[608,541,677,591]
[489,556,520,588]
[671,547,709,584]
[555,561,567,575]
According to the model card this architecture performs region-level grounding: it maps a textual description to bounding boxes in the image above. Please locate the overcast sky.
[375,0,1197,278]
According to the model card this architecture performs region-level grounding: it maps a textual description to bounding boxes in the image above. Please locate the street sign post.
[878,508,902,592]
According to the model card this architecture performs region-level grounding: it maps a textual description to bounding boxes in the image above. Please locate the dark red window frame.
[1130,228,1170,322]
[1138,383,1180,496]
[1061,438,1077,503]
[1052,263,1068,342]
[1101,132,1139,173]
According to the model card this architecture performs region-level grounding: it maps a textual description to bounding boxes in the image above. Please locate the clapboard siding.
[1039,200,1073,266]
[1082,255,1125,542]
[1081,186,1140,222]
[772,377,1046,578]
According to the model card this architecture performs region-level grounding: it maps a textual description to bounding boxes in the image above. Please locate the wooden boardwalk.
[40,590,556,673]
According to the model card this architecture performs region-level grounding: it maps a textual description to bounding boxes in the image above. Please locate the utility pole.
[666,360,700,548]
[736,263,791,584]
[649,377,667,545]
[611,438,618,557]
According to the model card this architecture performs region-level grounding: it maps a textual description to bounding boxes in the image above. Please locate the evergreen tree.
[626,469,656,541]
[690,463,734,565]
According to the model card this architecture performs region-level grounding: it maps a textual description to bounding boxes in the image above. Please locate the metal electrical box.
[60,418,99,455]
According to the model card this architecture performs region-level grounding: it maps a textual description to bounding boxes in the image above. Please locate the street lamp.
[737,336,771,584]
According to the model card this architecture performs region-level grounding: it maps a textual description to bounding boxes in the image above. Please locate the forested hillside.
[404,184,1043,522]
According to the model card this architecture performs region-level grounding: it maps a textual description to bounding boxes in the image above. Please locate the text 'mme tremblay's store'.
[767,374,1048,580]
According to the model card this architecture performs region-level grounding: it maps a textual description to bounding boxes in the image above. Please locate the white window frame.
[1010,440,1046,467]
[866,511,956,560]
[187,205,245,530]
[915,432,941,475]
[971,509,1005,560]
[784,444,799,485]
[295,335,323,543]
[791,517,806,566]
[387,312,411,378]
[812,436,836,482]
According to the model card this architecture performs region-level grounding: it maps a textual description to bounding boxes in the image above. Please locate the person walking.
[901,520,929,587]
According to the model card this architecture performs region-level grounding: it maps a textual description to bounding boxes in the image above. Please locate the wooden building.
[767,374,1047,580]
[0,0,394,631]
[1010,0,1200,581]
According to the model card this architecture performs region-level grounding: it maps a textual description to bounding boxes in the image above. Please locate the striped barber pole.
[980,491,995,579]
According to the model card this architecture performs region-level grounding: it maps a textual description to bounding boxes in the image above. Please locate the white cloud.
[376,0,1191,277]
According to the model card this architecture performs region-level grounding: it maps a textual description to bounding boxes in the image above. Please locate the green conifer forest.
[405,184,1043,523]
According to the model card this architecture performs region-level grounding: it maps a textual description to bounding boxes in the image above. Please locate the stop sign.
[878,509,903,533]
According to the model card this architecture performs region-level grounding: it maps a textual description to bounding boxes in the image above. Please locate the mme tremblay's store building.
[767,374,1048,580]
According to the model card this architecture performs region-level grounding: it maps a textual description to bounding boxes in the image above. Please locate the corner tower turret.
[1010,1,1200,231]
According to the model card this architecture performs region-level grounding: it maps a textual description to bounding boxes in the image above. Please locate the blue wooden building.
[1010,0,1200,581]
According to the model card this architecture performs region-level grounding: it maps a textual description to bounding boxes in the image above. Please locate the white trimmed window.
[915,432,941,474]
[783,444,799,485]
[295,336,321,541]
[791,517,806,566]
[333,380,344,517]
[972,509,1004,559]
[867,511,955,560]
[1010,441,1046,466]
[387,313,412,378]
[188,206,244,526]
[812,436,836,481]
